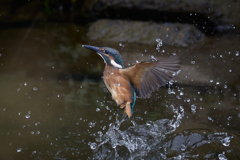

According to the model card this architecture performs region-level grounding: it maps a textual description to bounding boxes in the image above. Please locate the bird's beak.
[82,45,104,55]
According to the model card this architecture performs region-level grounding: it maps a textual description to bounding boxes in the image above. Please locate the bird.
[82,45,180,118]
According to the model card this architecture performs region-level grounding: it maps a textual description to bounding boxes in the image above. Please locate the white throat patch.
[97,53,106,63]
[110,60,122,68]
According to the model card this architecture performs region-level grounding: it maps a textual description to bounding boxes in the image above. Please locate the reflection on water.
[0,22,240,159]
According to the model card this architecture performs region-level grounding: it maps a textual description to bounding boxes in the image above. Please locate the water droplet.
[33,87,38,91]
[25,115,30,119]
[216,82,219,85]
[57,94,60,97]
[191,104,197,114]
[89,142,97,150]
[115,83,120,87]
[168,88,175,94]
[17,148,22,152]
[210,80,213,83]
[102,126,106,130]
[156,38,162,43]
[180,91,184,96]
[17,88,21,92]
[151,55,157,61]
[191,60,195,64]
[97,131,103,137]
[156,38,162,49]
[227,116,232,120]
[229,69,232,72]
[35,122,40,126]
[24,82,27,86]
[119,43,122,46]
[236,51,239,56]
[208,116,214,122]
[180,144,186,151]
[88,122,95,128]
[96,108,100,112]
[221,137,231,146]
[218,153,227,160]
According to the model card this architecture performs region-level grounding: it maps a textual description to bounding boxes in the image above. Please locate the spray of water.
[89,105,184,159]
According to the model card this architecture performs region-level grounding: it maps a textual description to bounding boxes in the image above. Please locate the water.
[91,105,184,159]
[0,22,240,159]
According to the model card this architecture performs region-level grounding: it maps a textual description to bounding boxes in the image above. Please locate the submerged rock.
[87,19,204,47]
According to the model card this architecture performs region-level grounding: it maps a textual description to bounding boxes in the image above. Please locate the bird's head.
[82,45,124,69]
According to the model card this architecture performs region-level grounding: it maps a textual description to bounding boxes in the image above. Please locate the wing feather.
[120,56,180,98]
[151,68,166,85]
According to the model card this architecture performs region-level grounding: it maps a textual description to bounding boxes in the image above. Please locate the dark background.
[0,0,240,159]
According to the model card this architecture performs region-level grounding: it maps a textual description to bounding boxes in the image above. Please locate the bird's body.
[82,45,180,118]
[103,64,136,116]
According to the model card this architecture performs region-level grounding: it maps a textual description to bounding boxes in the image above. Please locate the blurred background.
[0,0,240,159]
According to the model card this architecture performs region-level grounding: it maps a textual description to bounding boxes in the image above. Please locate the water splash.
[33,87,38,91]
[218,152,227,160]
[90,105,184,159]
[17,148,22,152]
[220,135,233,147]
[156,38,162,51]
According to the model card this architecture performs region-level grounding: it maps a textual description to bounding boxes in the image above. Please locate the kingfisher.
[82,45,180,118]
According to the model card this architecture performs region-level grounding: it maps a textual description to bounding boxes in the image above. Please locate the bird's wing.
[119,56,180,98]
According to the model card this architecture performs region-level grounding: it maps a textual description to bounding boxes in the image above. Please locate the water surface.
[0,23,240,159]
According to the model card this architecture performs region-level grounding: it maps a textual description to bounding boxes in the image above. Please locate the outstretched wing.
[119,56,180,98]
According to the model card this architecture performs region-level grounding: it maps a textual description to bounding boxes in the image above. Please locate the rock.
[87,19,204,47]
[77,0,240,31]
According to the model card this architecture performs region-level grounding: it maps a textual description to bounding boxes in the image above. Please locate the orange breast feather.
[103,66,133,105]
